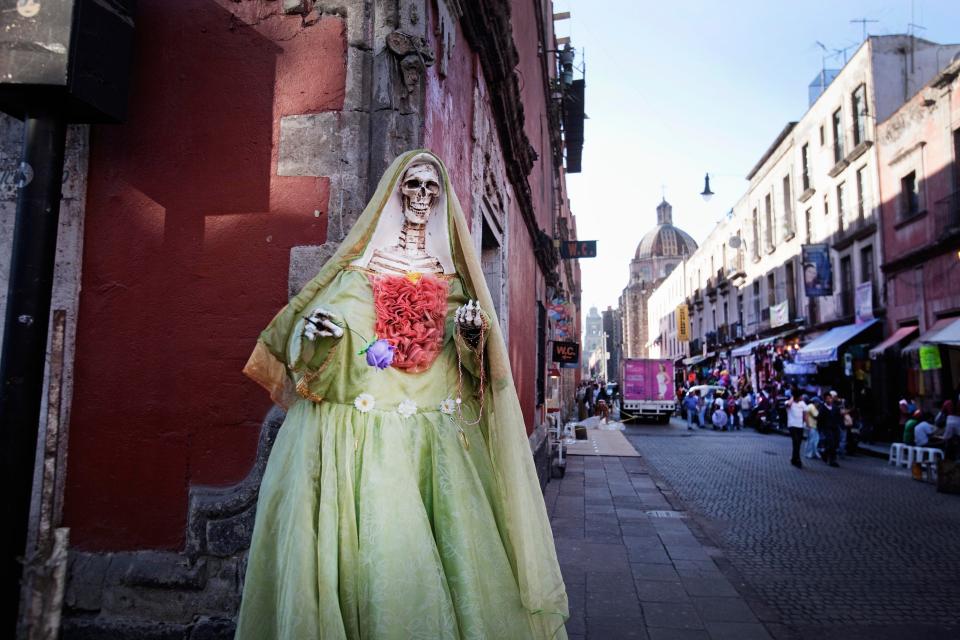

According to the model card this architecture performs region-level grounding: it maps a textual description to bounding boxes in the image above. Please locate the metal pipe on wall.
[0,112,68,633]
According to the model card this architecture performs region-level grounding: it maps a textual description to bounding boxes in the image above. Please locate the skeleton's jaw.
[403,208,430,225]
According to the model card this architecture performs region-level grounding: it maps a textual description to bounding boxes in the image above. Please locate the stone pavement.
[618,419,960,640]
[546,453,775,640]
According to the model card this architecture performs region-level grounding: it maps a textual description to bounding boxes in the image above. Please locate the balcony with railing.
[725,252,746,281]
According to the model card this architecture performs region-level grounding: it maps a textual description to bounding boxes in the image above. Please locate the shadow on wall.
[65,0,301,552]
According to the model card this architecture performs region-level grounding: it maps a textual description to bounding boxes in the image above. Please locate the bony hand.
[455,300,485,329]
[455,300,486,339]
[304,307,344,341]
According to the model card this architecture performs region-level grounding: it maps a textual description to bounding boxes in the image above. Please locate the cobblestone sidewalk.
[546,454,774,640]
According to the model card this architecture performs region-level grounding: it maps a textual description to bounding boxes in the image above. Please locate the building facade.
[875,54,960,420]
[647,35,960,400]
[1,1,585,636]
[620,199,697,359]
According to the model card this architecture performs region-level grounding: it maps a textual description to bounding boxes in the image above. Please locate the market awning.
[731,340,760,357]
[681,351,716,366]
[730,329,800,358]
[869,325,918,358]
[795,319,879,364]
[902,317,955,355]
[922,316,960,346]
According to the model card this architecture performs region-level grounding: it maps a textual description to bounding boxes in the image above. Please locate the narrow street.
[548,420,960,640]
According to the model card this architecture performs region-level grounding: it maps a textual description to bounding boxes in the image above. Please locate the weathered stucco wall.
[877,62,960,332]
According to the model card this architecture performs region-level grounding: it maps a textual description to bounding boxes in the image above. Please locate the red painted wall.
[63,0,346,550]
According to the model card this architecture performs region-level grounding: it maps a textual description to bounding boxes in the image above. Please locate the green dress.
[235,268,540,639]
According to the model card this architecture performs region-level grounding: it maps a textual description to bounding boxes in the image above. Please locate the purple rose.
[365,339,395,369]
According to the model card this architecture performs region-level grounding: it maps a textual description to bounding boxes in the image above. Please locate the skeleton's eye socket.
[404,179,422,190]
[425,181,440,195]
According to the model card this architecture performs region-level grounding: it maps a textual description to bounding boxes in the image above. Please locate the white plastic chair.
[888,443,904,466]
[916,447,944,482]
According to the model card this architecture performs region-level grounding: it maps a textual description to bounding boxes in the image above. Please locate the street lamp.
[700,173,714,202]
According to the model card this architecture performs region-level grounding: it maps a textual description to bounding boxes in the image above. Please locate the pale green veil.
[244,150,568,638]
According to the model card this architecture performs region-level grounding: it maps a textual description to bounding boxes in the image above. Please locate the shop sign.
[559,240,597,259]
[801,244,833,296]
[676,304,690,342]
[770,301,789,328]
[919,344,942,371]
[552,340,580,368]
[855,281,874,324]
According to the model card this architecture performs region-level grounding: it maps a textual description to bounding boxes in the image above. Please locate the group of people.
[900,396,960,461]
[783,389,855,469]
[679,387,749,432]
[577,381,615,424]
[678,381,861,470]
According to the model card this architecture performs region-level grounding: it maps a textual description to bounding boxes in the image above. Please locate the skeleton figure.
[306,160,484,344]
[367,162,445,276]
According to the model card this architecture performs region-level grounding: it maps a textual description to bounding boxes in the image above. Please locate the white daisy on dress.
[397,399,418,418]
[439,398,457,415]
[354,393,375,413]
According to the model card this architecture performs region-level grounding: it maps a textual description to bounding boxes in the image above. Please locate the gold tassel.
[458,427,470,450]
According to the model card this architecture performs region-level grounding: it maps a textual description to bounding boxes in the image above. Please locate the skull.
[399,162,441,224]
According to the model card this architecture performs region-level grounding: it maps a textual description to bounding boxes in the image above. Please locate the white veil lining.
[349,153,456,274]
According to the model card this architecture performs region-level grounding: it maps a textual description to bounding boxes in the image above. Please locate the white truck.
[620,358,676,424]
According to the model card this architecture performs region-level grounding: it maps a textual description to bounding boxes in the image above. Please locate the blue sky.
[554,0,960,318]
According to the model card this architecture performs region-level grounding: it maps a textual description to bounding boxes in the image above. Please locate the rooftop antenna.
[850,17,878,41]
[833,42,856,65]
[907,0,926,73]
[815,41,830,94]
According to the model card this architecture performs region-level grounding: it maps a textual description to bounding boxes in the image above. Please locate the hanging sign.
[801,244,833,296]
[559,240,597,259]
[552,341,580,368]
[676,304,690,342]
[855,281,874,324]
[919,344,942,370]
[770,301,789,328]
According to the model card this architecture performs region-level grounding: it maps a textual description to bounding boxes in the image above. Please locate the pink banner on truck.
[624,360,675,401]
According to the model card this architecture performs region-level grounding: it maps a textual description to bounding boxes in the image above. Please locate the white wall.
[647,35,960,350]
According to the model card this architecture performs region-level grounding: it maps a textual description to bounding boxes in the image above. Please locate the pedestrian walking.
[786,390,807,468]
[698,391,709,428]
[596,385,610,423]
[822,391,842,467]
[727,395,740,430]
[740,390,752,429]
[804,395,820,459]
[683,390,700,431]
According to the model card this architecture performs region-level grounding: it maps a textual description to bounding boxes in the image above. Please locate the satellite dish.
[728,236,742,249]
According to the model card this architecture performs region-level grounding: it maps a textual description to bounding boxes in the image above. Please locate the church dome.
[634,199,698,260]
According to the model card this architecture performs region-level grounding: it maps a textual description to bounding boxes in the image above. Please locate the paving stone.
[586,619,648,640]
[624,420,960,632]
[672,560,721,577]
[681,576,739,598]
[634,579,691,603]
[666,545,713,562]
[691,596,758,623]
[586,570,633,595]
[703,621,772,640]
[647,629,711,640]
[565,615,586,635]
[641,602,704,630]
[631,562,682,582]
[586,590,643,619]
[626,545,672,565]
